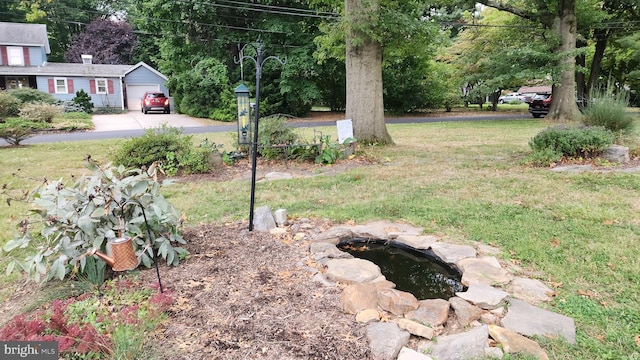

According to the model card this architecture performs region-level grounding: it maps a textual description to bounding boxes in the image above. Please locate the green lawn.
[1,118,639,359]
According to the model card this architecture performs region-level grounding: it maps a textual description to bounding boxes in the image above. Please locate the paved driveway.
[92,111,208,132]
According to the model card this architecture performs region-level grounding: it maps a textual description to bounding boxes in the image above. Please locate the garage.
[126,84,159,111]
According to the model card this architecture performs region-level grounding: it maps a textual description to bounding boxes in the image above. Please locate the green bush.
[113,125,212,175]
[529,125,614,159]
[7,88,56,104]
[19,102,63,123]
[72,89,94,114]
[0,160,188,284]
[0,118,50,145]
[583,91,635,133]
[257,115,301,159]
[0,90,21,121]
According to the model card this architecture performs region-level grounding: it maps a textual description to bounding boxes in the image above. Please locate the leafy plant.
[0,118,50,145]
[583,88,635,133]
[0,90,22,121]
[315,134,342,165]
[72,89,94,114]
[529,125,614,159]
[257,115,301,159]
[7,88,57,105]
[19,102,63,123]
[1,160,188,283]
[113,125,191,169]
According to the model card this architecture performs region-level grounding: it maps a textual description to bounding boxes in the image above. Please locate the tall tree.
[344,0,391,144]
[65,18,137,64]
[479,0,582,122]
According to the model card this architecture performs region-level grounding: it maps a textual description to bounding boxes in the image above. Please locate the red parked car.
[528,93,552,118]
[141,91,170,114]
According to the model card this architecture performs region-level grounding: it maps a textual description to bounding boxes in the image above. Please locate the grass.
[1,117,640,359]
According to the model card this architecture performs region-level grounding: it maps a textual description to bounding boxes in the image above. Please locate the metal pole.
[248,42,263,231]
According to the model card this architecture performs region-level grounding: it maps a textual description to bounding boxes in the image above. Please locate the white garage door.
[126,84,159,111]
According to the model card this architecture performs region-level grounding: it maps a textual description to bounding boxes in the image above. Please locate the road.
[3,111,532,145]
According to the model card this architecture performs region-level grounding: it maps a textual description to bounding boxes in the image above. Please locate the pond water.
[337,239,465,300]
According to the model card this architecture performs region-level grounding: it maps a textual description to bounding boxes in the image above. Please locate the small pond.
[338,238,466,300]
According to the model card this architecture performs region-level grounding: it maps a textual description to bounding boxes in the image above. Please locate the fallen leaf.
[594,334,605,342]
[635,335,640,347]
[549,281,563,288]
[600,301,609,308]
[549,238,561,248]
[577,289,594,298]
[603,219,614,225]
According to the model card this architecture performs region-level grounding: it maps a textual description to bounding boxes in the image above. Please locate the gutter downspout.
[119,75,125,110]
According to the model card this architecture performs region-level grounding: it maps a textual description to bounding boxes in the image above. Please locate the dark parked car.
[528,93,552,118]
[141,92,170,114]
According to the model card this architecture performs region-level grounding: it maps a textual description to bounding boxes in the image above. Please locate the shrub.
[0,90,21,121]
[113,125,191,169]
[582,90,635,133]
[257,115,301,159]
[1,160,188,283]
[529,125,614,159]
[57,100,86,113]
[7,88,57,104]
[72,89,94,113]
[19,102,63,123]
[0,118,50,145]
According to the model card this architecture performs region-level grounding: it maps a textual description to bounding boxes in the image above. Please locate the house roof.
[0,22,50,54]
[518,86,552,94]
[125,62,168,81]
[0,62,135,78]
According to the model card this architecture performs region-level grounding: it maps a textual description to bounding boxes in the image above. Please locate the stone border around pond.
[303,220,576,360]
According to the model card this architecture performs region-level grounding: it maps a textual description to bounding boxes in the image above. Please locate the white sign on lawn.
[336,119,353,144]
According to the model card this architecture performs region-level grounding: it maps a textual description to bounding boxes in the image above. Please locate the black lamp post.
[235,40,285,231]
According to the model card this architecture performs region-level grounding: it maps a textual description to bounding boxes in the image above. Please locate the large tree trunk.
[345,0,393,145]
[587,30,609,95]
[547,0,582,122]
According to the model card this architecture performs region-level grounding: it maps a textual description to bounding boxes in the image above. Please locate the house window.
[6,77,28,89]
[95,78,108,94]
[7,46,24,66]
[54,77,68,94]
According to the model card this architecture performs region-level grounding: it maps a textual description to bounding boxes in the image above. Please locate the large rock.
[348,221,424,240]
[506,277,553,304]
[394,234,438,250]
[456,283,508,310]
[431,243,477,264]
[378,289,420,316]
[366,322,410,360]
[341,281,395,314]
[313,227,354,245]
[309,241,352,261]
[325,258,382,284]
[502,299,576,344]
[252,205,276,232]
[602,145,629,163]
[405,299,450,327]
[457,257,512,286]
[422,325,489,360]
[489,325,549,360]
[395,318,435,339]
[449,297,482,326]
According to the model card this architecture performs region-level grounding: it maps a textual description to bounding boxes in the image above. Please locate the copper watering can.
[90,237,138,272]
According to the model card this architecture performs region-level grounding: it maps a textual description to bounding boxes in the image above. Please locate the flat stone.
[348,220,423,240]
[603,145,629,163]
[422,325,489,360]
[341,281,394,314]
[489,325,549,360]
[502,299,576,344]
[474,242,501,256]
[252,205,276,232]
[485,346,504,359]
[313,227,354,245]
[378,288,420,316]
[405,299,450,327]
[395,318,434,339]
[309,241,352,260]
[366,322,410,360]
[431,242,477,264]
[398,346,433,360]
[311,273,334,287]
[551,164,593,173]
[456,283,508,310]
[507,277,553,304]
[325,258,382,284]
[393,234,438,250]
[356,308,380,323]
[457,257,512,286]
[263,171,293,180]
[449,296,482,327]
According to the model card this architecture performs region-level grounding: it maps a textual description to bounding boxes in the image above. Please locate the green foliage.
[257,116,301,159]
[315,135,343,165]
[167,58,235,121]
[583,89,635,133]
[529,125,614,159]
[19,102,63,123]
[0,118,50,145]
[113,125,212,176]
[1,160,188,284]
[7,88,57,105]
[72,89,94,114]
[0,90,22,121]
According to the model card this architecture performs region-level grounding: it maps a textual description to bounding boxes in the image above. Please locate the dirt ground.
[140,219,374,360]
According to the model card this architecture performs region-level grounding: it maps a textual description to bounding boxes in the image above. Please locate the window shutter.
[22,47,30,66]
[48,78,54,93]
[0,46,7,65]
[108,80,114,94]
[68,79,74,94]
[89,80,96,94]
